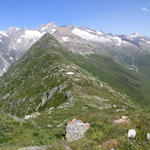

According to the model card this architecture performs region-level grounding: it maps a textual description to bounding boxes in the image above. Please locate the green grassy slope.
[62,51,150,105]
[135,54,150,77]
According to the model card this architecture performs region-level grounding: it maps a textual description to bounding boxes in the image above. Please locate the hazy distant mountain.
[0,22,150,76]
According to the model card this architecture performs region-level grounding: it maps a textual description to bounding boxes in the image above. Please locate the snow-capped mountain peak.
[21,30,44,39]
[0,22,150,76]
[130,32,143,38]
[37,22,59,33]
[0,31,8,37]
[72,27,102,42]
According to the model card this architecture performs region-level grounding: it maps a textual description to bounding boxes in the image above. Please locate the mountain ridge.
[1,33,150,150]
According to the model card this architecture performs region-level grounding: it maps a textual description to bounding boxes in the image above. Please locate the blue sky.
[0,0,150,36]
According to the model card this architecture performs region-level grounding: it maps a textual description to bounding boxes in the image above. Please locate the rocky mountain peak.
[130,32,143,38]
[37,22,59,33]
[47,21,58,27]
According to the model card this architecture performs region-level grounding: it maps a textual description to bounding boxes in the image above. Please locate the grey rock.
[41,87,58,106]
[65,91,72,100]
[66,119,90,142]
[18,145,50,150]
[3,93,9,99]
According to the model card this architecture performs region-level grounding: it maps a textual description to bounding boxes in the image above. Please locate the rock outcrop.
[65,119,90,142]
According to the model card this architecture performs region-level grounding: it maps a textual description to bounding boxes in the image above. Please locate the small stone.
[66,72,74,75]
[47,124,52,128]
[114,116,128,124]
[128,129,136,138]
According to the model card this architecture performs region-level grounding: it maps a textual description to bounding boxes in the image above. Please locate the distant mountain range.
[0,22,150,76]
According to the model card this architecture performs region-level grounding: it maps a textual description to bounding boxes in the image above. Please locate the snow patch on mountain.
[0,31,8,37]
[146,41,150,44]
[106,36,130,46]
[72,28,105,42]
[51,29,56,34]
[109,36,122,46]
[21,30,43,39]
[72,28,127,45]
[97,31,104,35]
[62,36,69,42]
[41,26,48,31]
[130,32,142,38]
[17,39,22,43]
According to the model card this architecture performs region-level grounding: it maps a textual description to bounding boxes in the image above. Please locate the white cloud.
[141,7,149,12]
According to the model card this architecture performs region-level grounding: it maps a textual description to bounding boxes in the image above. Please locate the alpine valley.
[0,22,150,150]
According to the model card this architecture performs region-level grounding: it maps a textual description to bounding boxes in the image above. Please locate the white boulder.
[24,112,40,120]
[24,115,32,120]
[128,129,136,138]
[147,133,150,140]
